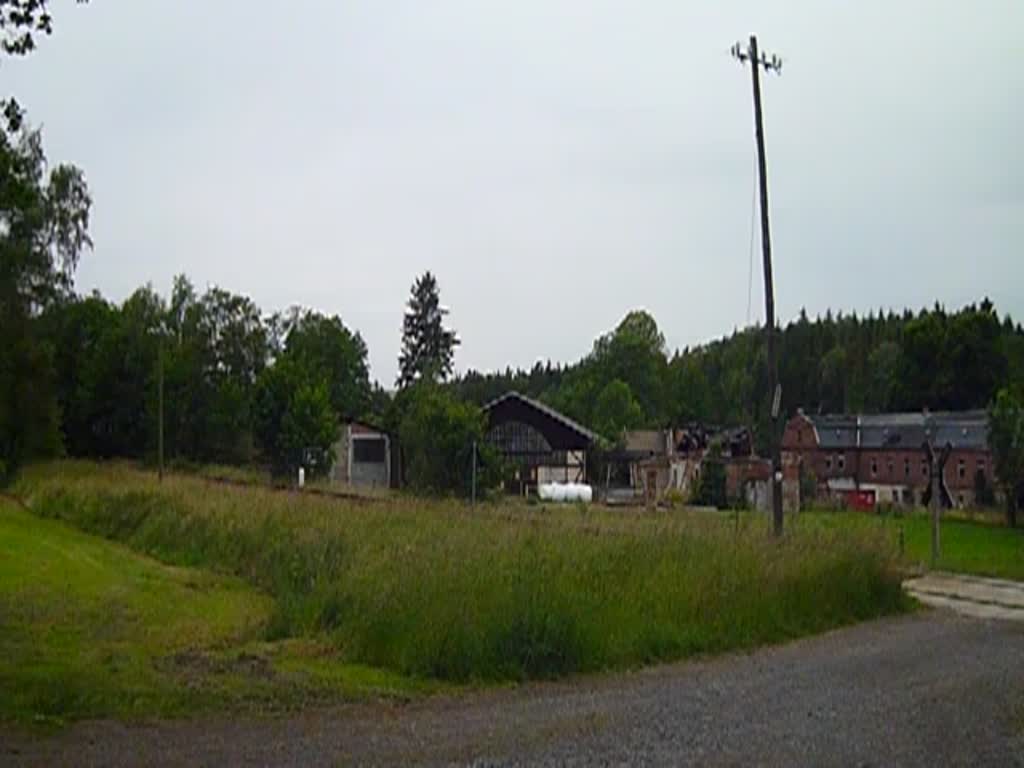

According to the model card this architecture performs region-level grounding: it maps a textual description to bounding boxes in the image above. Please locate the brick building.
[781,410,992,509]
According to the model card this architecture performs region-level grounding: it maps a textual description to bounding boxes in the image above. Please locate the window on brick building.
[977,460,986,478]
[871,458,878,477]
[825,456,833,472]
[838,453,846,472]
[887,459,894,477]
[904,458,911,478]
[958,459,965,480]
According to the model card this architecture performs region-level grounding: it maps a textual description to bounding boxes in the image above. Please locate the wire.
[746,152,758,326]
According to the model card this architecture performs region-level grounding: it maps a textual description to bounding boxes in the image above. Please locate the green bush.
[799,465,818,506]
[398,384,500,497]
[663,488,686,508]
[974,468,996,508]
[692,460,727,509]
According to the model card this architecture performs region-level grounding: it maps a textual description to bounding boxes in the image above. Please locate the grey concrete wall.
[329,425,391,488]
[351,458,388,487]
[330,425,351,486]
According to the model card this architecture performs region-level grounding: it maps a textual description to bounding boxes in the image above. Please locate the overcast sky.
[6,2,1022,384]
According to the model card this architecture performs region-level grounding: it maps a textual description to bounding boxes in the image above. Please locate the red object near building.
[844,490,875,511]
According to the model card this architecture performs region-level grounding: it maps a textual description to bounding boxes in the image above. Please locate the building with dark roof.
[482,391,597,493]
[781,410,992,509]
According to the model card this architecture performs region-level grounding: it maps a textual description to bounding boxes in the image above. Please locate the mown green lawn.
[0,498,434,725]
[800,509,1024,581]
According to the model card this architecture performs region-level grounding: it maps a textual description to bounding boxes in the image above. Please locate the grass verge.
[13,461,909,688]
[802,509,1024,581]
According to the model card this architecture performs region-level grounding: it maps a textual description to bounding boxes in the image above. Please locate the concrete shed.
[329,420,396,489]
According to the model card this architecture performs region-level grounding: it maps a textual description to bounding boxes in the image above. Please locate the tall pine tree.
[397,271,459,389]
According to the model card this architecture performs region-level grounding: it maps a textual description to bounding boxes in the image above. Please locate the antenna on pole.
[732,35,785,537]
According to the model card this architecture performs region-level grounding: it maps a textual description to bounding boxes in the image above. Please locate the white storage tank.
[538,482,592,503]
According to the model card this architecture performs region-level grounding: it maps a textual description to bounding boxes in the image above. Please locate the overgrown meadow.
[14,462,909,683]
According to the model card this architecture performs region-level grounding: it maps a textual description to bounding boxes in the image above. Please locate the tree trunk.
[1008,487,1018,529]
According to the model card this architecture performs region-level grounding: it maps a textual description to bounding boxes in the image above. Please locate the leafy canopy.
[0,0,87,58]
[989,388,1024,527]
[399,383,496,496]
[0,107,91,477]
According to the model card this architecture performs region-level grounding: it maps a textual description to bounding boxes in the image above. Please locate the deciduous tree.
[989,388,1024,527]
[282,309,370,419]
[254,357,338,479]
[592,379,643,443]
[0,106,91,476]
[399,383,493,496]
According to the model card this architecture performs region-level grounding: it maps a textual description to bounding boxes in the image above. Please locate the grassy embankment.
[9,462,909,692]
[0,495,435,725]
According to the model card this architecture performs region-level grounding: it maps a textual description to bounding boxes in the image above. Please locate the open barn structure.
[483,391,597,494]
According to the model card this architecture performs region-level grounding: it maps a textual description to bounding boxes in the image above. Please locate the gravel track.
[4,610,1023,767]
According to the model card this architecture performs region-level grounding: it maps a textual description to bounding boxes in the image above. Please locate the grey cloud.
[5,0,1022,383]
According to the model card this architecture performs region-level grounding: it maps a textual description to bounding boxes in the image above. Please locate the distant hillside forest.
[453,300,1024,450]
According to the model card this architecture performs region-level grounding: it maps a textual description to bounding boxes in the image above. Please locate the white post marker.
[298,466,305,489]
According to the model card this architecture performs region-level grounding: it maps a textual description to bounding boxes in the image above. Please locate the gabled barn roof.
[483,391,597,449]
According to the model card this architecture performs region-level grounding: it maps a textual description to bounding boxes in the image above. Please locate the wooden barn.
[482,391,597,494]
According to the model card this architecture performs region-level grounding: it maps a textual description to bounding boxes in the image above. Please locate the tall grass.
[14,462,908,682]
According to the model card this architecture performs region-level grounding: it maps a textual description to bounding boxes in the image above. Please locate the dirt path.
[4,611,1023,767]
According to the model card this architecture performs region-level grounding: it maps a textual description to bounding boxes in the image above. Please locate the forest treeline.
[25,281,1024,479]
[453,302,1024,451]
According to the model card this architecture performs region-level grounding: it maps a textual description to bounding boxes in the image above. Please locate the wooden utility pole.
[929,449,940,567]
[732,35,784,536]
[924,441,952,568]
[158,342,165,482]
[471,440,477,506]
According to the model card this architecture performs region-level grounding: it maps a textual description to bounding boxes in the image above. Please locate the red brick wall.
[858,449,926,487]
[944,450,990,492]
[725,458,771,500]
[781,414,816,452]
[782,447,857,484]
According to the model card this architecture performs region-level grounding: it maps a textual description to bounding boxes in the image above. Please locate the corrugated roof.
[812,416,859,449]
[482,391,598,444]
[804,411,988,450]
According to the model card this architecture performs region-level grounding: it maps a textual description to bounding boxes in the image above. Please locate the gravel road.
[4,610,1023,767]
